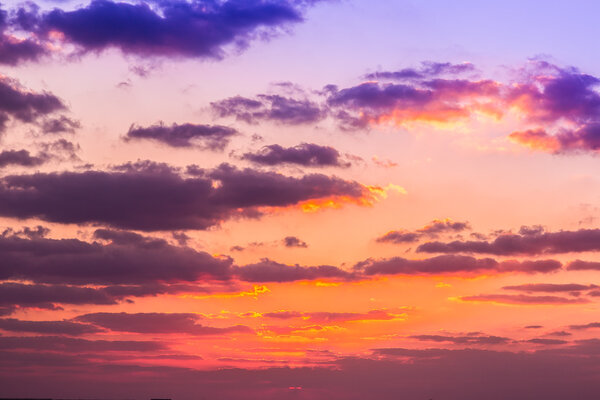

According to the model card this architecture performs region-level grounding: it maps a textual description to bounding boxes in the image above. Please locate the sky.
[1,0,600,399]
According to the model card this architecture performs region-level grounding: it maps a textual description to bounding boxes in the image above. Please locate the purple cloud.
[0,163,368,230]
[0,149,49,168]
[0,230,232,285]
[0,318,102,335]
[74,312,252,335]
[40,115,81,134]
[283,236,308,248]
[410,333,509,345]
[377,219,470,244]
[365,61,476,81]
[235,258,354,282]
[212,94,325,125]
[418,228,600,255]
[21,0,320,60]
[502,283,597,293]
[567,260,600,271]
[0,282,119,311]
[2,346,600,400]
[354,255,561,276]
[526,338,568,345]
[0,335,165,352]
[242,143,350,167]
[0,75,65,132]
[0,6,47,65]
[460,294,589,305]
[125,122,237,149]
[569,322,600,330]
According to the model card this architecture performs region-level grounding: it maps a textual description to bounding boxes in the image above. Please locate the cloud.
[235,258,354,282]
[569,322,600,330]
[502,283,598,294]
[241,143,350,167]
[333,60,600,142]
[526,338,568,345]
[2,346,600,400]
[410,333,509,345]
[354,255,561,276]
[74,312,252,335]
[503,62,600,153]
[0,282,119,310]
[418,228,600,255]
[364,61,476,81]
[40,115,81,134]
[377,218,470,244]
[0,163,372,230]
[22,0,320,60]
[212,94,325,125]
[125,122,237,150]
[0,149,49,168]
[0,335,165,352]
[325,77,501,129]
[283,236,308,248]
[0,6,47,65]
[460,294,589,305]
[0,74,65,132]
[0,318,102,335]
[566,260,600,271]
[0,230,232,285]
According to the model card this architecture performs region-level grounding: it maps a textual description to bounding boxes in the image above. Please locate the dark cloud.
[0,163,368,230]
[283,236,307,248]
[125,122,237,150]
[0,75,65,132]
[0,282,118,310]
[567,259,600,271]
[417,228,600,255]
[526,338,568,345]
[547,330,572,337]
[242,143,350,167]
[410,334,509,345]
[2,346,600,400]
[0,6,47,65]
[0,149,49,168]
[0,318,102,335]
[74,312,252,335]
[0,230,232,285]
[377,219,470,244]
[235,258,354,282]
[354,255,561,276]
[569,322,600,330]
[502,283,597,294]
[376,230,421,243]
[212,94,325,125]
[0,335,165,352]
[39,139,81,161]
[460,294,589,305]
[40,115,81,134]
[22,0,318,60]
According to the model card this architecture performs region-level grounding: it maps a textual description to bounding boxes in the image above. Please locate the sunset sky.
[1,1,600,399]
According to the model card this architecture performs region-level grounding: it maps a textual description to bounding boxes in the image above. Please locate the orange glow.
[180,285,270,300]
[297,183,405,212]
[509,129,561,152]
